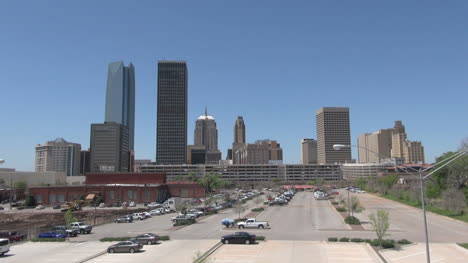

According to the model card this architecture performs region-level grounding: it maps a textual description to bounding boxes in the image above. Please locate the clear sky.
[1,0,467,171]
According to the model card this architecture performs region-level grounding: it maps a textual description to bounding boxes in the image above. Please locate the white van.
[0,238,10,256]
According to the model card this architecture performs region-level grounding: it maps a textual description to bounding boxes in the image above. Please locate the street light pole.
[419,170,430,263]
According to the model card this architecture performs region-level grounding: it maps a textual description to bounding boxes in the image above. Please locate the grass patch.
[457,243,468,249]
[174,218,196,226]
[100,237,131,242]
[31,238,66,242]
[381,194,468,223]
[397,239,412,245]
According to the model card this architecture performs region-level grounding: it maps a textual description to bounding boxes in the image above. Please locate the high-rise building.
[236,140,283,165]
[90,122,129,173]
[80,150,90,175]
[194,108,221,164]
[156,61,188,164]
[316,107,352,164]
[403,140,425,163]
[357,128,393,163]
[187,145,207,165]
[301,139,317,164]
[35,138,81,177]
[391,121,407,159]
[232,116,246,163]
[105,61,135,151]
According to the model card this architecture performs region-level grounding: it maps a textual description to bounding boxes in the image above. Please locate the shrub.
[381,240,395,249]
[369,239,381,246]
[256,236,266,241]
[328,237,338,242]
[336,207,347,212]
[344,216,361,225]
[174,218,196,226]
[205,211,218,216]
[350,238,363,242]
[31,238,66,242]
[397,239,412,245]
[331,201,339,205]
[159,235,170,241]
[251,208,265,212]
[339,237,350,242]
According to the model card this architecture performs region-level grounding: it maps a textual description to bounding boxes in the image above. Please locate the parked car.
[171,215,193,222]
[189,209,204,217]
[221,232,256,244]
[149,210,161,216]
[130,233,159,245]
[178,212,196,219]
[142,212,152,218]
[129,201,136,207]
[115,215,133,223]
[0,238,10,256]
[52,226,79,237]
[99,203,105,208]
[0,231,25,242]
[38,231,67,238]
[35,205,45,210]
[237,218,270,229]
[147,202,162,209]
[69,222,92,234]
[52,205,61,210]
[107,240,143,253]
[132,213,146,220]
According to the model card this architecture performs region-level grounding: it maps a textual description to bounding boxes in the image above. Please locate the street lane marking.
[389,250,431,261]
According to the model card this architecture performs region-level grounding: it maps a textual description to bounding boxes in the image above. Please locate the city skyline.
[1,1,467,170]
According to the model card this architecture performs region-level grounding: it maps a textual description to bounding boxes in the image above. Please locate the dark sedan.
[130,233,159,245]
[221,232,256,245]
[38,231,67,238]
[107,240,143,253]
[115,215,133,223]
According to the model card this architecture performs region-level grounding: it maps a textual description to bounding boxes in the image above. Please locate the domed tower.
[192,108,222,164]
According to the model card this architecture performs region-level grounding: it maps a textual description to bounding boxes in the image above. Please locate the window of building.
[49,194,56,204]
[35,194,43,203]
[109,191,114,200]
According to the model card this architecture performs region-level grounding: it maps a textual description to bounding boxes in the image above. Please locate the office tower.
[194,108,221,164]
[236,140,283,164]
[80,150,90,175]
[391,121,407,159]
[357,128,393,163]
[403,140,425,163]
[156,61,188,164]
[187,145,207,164]
[105,61,135,151]
[35,138,81,177]
[316,107,352,164]
[232,116,246,164]
[301,139,317,164]
[90,122,129,173]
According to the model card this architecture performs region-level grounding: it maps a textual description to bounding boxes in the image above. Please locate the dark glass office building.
[156,61,188,164]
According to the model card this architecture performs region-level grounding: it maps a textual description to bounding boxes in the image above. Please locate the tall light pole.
[333,144,467,263]
[0,159,11,210]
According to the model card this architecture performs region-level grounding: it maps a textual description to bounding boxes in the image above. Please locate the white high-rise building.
[35,138,81,177]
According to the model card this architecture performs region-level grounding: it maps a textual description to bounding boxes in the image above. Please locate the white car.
[35,205,45,210]
[150,210,161,216]
[132,213,145,220]
[129,201,136,207]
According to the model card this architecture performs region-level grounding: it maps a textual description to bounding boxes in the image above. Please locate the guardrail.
[194,241,223,263]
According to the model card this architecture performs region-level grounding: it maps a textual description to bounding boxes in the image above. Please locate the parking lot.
[380,243,468,263]
[209,241,383,263]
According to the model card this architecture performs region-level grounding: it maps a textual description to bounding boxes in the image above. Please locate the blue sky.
[1,0,467,171]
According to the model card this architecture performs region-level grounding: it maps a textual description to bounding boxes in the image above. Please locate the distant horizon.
[1,1,467,171]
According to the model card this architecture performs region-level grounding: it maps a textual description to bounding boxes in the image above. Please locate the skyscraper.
[193,108,221,164]
[105,61,135,151]
[156,61,188,164]
[232,116,246,164]
[357,128,393,163]
[316,107,352,164]
[301,139,317,164]
[391,120,407,159]
[35,138,81,177]
[90,122,129,173]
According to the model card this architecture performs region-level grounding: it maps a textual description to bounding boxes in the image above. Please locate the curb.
[328,200,352,230]
[194,242,223,263]
[76,250,107,263]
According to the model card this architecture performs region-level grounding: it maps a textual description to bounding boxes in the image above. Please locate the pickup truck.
[69,222,92,234]
[237,218,270,229]
[53,226,79,237]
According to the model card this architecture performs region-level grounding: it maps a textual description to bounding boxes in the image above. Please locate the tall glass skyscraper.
[156,61,188,164]
[105,61,135,151]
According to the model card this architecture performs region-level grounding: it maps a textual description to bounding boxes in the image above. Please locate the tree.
[441,188,466,215]
[368,210,390,246]
[24,195,36,207]
[14,180,27,189]
[346,196,363,216]
[233,203,246,219]
[356,178,367,191]
[253,196,263,208]
[197,173,226,209]
[425,181,442,199]
[65,209,78,226]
